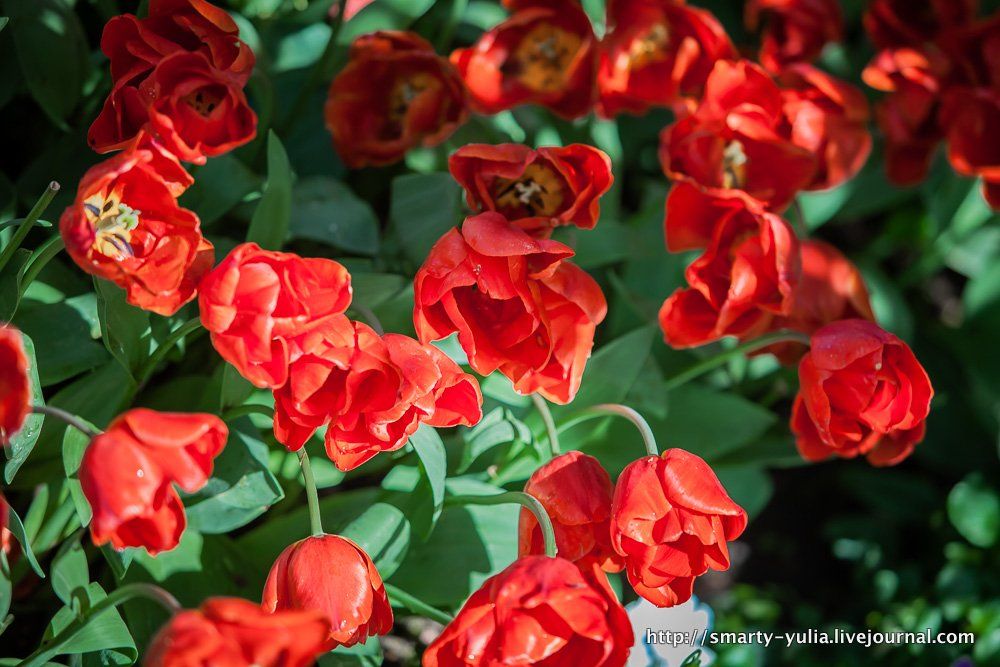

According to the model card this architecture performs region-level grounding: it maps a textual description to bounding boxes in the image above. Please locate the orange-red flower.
[89,0,255,157]
[941,87,1000,209]
[0,326,31,447]
[325,31,467,168]
[0,493,10,556]
[519,451,622,572]
[413,212,607,404]
[778,65,872,191]
[659,59,816,211]
[448,143,613,235]
[610,448,748,608]
[423,556,633,666]
[659,184,799,348]
[791,319,934,466]
[745,0,842,72]
[262,535,393,650]
[79,409,227,555]
[862,47,949,186]
[146,597,330,667]
[764,239,874,363]
[273,322,482,470]
[198,243,354,390]
[451,0,597,119]
[863,0,977,50]
[60,144,213,316]
[597,0,734,117]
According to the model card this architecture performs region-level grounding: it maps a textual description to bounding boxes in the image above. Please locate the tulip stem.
[562,404,658,457]
[383,583,453,625]
[0,181,59,274]
[447,491,557,558]
[31,405,99,439]
[18,583,179,667]
[18,235,65,298]
[531,393,560,457]
[297,449,324,537]
[662,329,812,392]
[135,318,204,389]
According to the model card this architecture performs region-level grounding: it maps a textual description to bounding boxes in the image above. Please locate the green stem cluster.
[0,182,59,273]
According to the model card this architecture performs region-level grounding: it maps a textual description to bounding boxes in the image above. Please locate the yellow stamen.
[84,191,140,261]
[628,22,670,67]
[494,163,565,217]
[510,24,582,93]
[722,140,748,189]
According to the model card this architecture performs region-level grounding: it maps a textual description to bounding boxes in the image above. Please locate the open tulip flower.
[745,0,843,73]
[0,325,31,446]
[791,320,934,466]
[262,535,393,650]
[79,409,228,554]
[59,142,213,316]
[598,0,734,117]
[451,0,597,118]
[325,31,468,168]
[146,597,330,666]
[423,556,633,666]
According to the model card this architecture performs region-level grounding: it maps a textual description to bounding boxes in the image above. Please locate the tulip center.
[387,73,439,130]
[722,140,748,189]
[183,88,223,117]
[493,163,565,217]
[84,191,140,261]
[511,24,582,93]
[628,22,670,67]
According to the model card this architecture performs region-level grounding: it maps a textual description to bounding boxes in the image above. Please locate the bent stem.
[0,181,59,273]
[31,405,99,439]
[662,329,812,392]
[447,491,557,558]
[562,404,658,457]
[135,318,204,388]
[297,449,324,537]
[531,393,560,458]
[384,583,453,626]
[19,583,179,667]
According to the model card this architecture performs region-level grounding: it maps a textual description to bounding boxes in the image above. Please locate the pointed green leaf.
[5,502,44,577]
[247,131,293,250]
[4,332,45,482]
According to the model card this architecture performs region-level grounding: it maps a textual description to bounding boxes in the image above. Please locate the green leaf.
[95,279,150,377]
[5,502,44,577]
[4,332,44,482]
[410,425,447,538]
[15,299,109,386]
[184,419,284,534]
[247,131,293,250]
[339,0,436,42]
[0,247,30,319]
[341,502,411,579]
[0,217,53,231]
[50,536,88,606]
[32,583,136,666]
[390,173,464,263]
[6,0,89,128]
[100,543,134,581]
[351,272,406,309]
[322,637,383,666]
[556,325,656,410]
[715,465,774,520]
[0,551,10,628]
[62,422,95,527]
[288,176,379,255]
[458,407,532,473]
[948,474,1000,548]
[180,154,261,226]
[659,385,776,462]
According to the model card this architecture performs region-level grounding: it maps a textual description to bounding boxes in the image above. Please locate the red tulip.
[941,87,1000,209]
[659,59,816,211]
[611,449,748,607]
[60,144,213,316]
[745,0,842,72]
[423,556,633,666]
[791,319,934,466]
[597,0,734,117]
[325,31,467,168]
[519,451,623,572]
[413,212,606,404]
[778,65,872,191]
[0,493,10,556]
[198,243,354,389]
[79,409,227,554]
[145,597,330,667]
[262,535,393,649]
[863,0,977,50]
[0,326,31,447]
[89,0,255,156]
[451,0,597,119]
[659,184,799,348]
[763,239,875,364]
[448,143,613,235]
[862,47,949,186]
[273,322,482,470]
